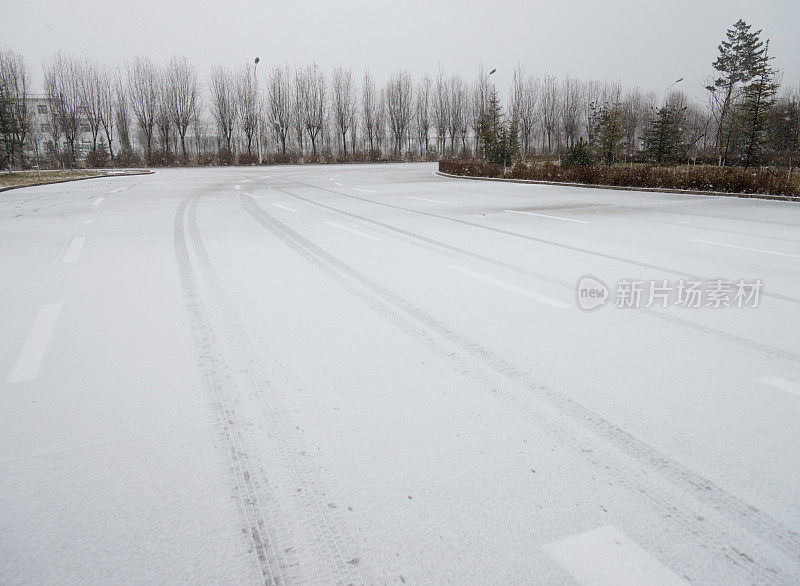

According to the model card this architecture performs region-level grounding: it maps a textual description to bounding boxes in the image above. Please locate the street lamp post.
[664,77,684,102]
[254,57,262,165]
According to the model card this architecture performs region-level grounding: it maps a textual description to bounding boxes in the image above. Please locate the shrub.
[114,149,141,168]
[266,153,295,165]
[197,152,216,166]
[563,139,595,168]
[438,159,799,197]
[150,150,178,167]
[85,147,110,168]
[218,148,234,166]
[237,152,259,166]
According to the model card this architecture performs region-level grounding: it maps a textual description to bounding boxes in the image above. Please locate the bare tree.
[511,70,539,156]
[561,76,582,148]
[166,56,198,158]
[292,67,305,156]
[469,81,483,155]
[267,64,291,154]
[433,69,450,156]
[386,70,413,156]
[79,59,104,152]
[191,97,208,158]
[348,98,358,156]
[97,66,117,162]
[361,70,378,155]
[620,87,645,161]
[44,51,82,168]
[0,48,31,168]
[447,76,466,156]
[128,55,159,156]
[300,63,326,156]
[209,64,238,152]
[237,64,258,154]
[332,66,355,157]
[115,75,132,153]
[414,74,432,158]
[156,66,172,152]
[540,75,559,153]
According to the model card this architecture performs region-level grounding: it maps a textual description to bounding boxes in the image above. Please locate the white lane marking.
[334,181,345,187]
[447,264,570,308]
[408,196,451,204]
[761,376,800,398]
[62,237,86,263]
[234,184,241,190]
[82,219,93,225]
[242,179,253,183]
[352,187,376,193]
[504,209,590,224]
[272,203,298,213]
[543,525,687,586]
[92,197,104,207]
[5,303,63,383]
[325,221,381,241]
[691,239,800,259]
[108,187,124,194]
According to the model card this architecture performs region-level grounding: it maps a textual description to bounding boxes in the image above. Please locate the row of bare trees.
[2,44,798,168]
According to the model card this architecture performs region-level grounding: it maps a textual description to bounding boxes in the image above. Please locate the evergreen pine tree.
[708,19,765,165]
[739,40,779,167]
[643,105,684,165]
[592,105,625,165]
[479,86,517,166]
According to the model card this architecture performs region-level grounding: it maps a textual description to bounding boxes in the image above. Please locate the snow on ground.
[1,163,799,584]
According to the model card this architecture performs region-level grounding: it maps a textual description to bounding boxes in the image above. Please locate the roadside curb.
[435,170,800,203]
[0,169,155,193]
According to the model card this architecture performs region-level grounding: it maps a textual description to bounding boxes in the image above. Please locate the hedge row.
[438,160,800,197]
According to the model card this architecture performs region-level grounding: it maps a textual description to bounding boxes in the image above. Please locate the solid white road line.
[5,303,63,383]
[408,196,451,204]
[352,187,377,193]
[272,203,299,213]
[760,376,800,398]
[62,237,86,263]
[542,525,687,586]
[504,209,590,224]
[691,238,800,259]
[325,221,381,241]
[92,197,104,207]
[446,264,570,308]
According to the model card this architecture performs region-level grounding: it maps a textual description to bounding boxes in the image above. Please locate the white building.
[25,94,97,164]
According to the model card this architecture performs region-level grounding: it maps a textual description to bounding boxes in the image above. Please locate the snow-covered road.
[1,163,799,584]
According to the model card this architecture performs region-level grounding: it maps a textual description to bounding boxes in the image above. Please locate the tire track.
[287,177,800,306]
[266,182,800,366]
[175,194,291,584]
[182,192,365,585]
[264,176,800,563]
[240,191,798,584]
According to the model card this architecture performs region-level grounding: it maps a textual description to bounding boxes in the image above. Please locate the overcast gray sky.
[6,0,799,100]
